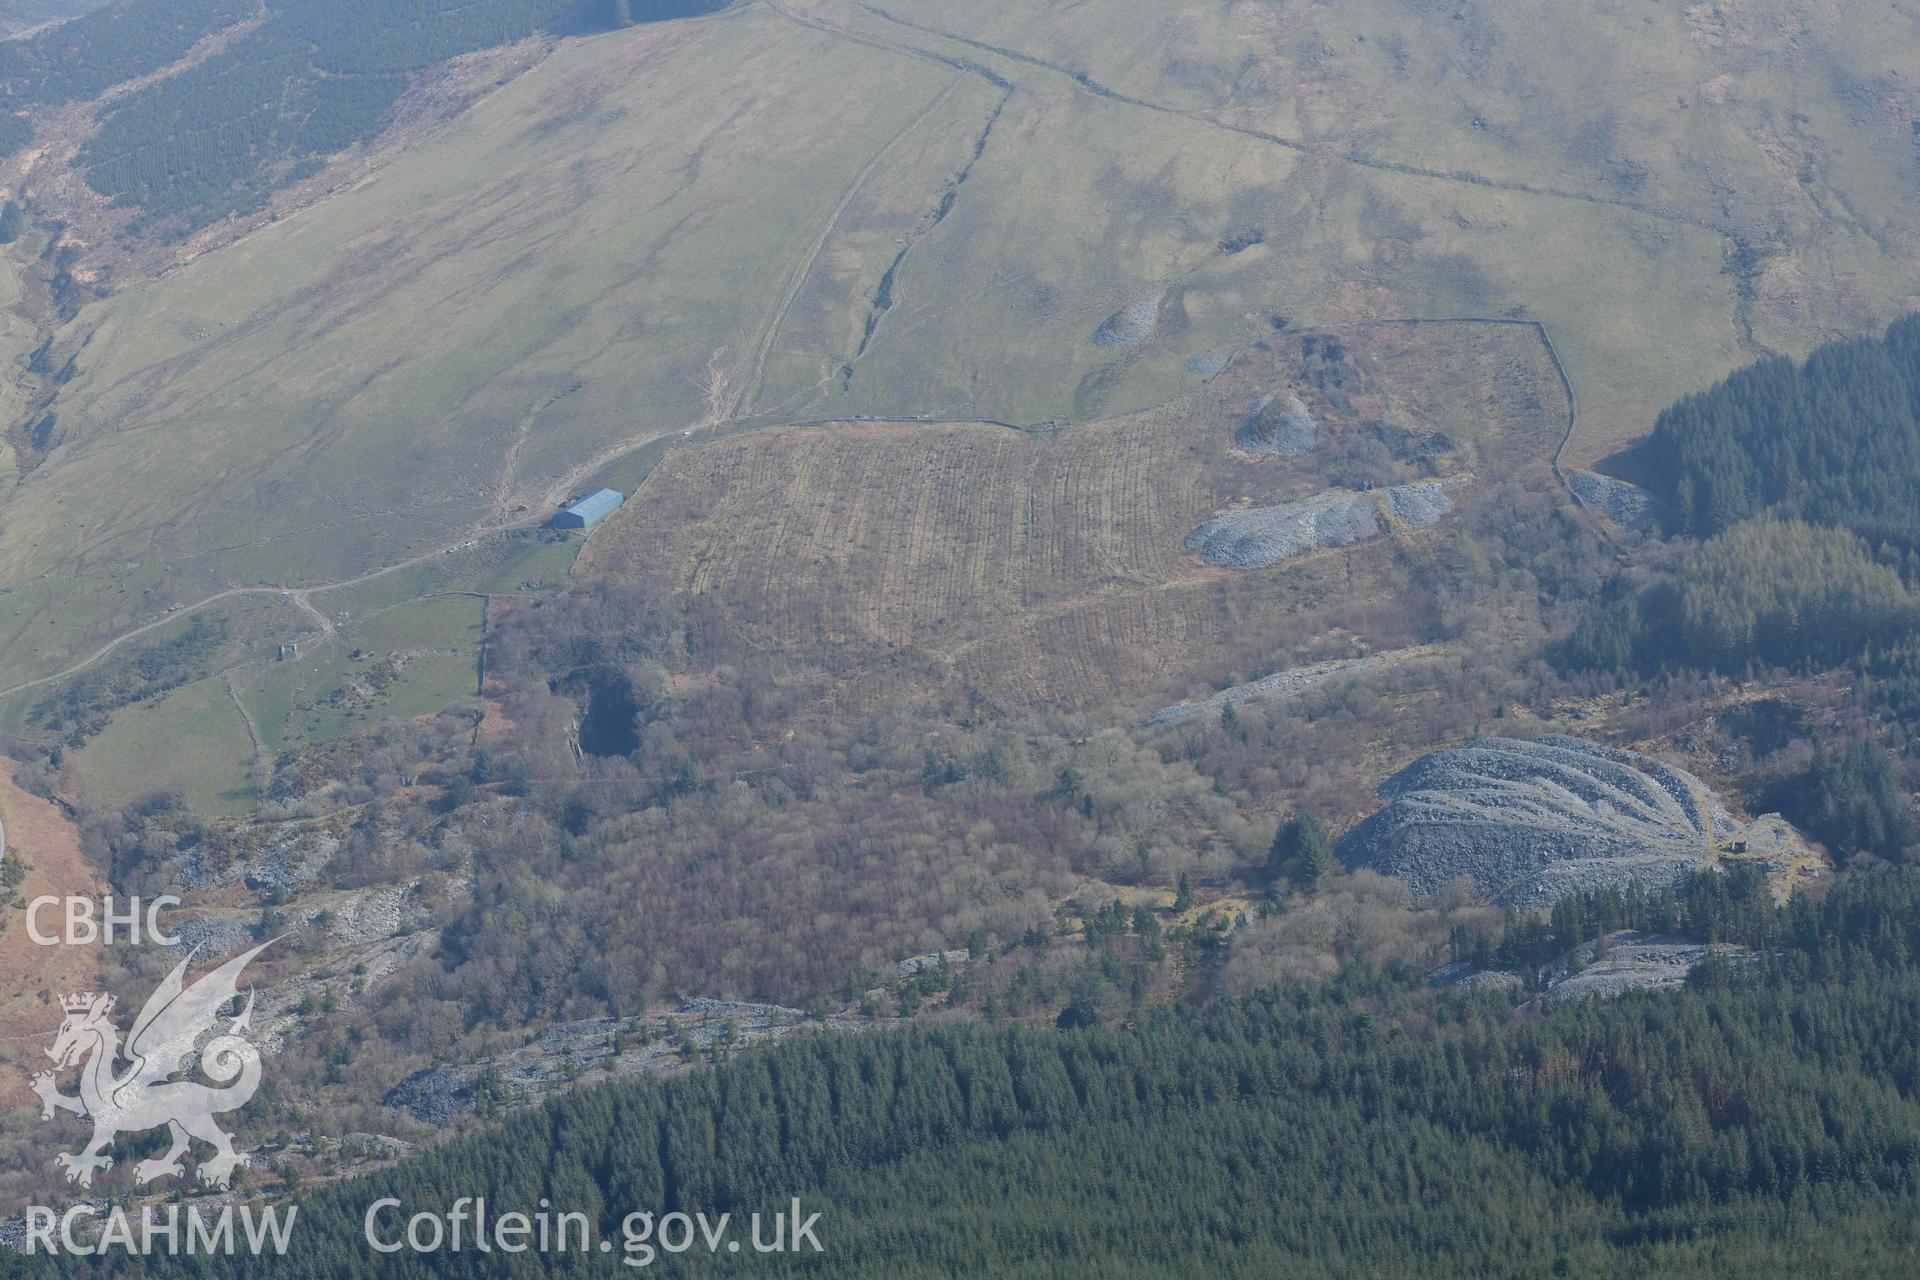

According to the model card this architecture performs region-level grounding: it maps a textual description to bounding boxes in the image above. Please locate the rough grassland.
[0,9,959,685]
[233,593,484,751]
[771,0,1919,452]
[0,762,103,1051]
[2,0,1915,702]
[583,321,1561,713]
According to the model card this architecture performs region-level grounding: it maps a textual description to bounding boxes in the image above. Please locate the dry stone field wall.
[1337,736,1739,907]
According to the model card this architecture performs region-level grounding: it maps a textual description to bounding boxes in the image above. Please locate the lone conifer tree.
[1269,813,1334,891]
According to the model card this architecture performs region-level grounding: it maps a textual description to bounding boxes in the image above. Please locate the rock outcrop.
[1428,931,1748,1004]
[1184,481,1452,568]
[1533,933,1738,1004]
[383,1000,868,1125]
[1142,651,1424,727]
[176,825,340,894]
[896,949,969,977]
[1338,736,1735,906]
[1092,293,1162,347]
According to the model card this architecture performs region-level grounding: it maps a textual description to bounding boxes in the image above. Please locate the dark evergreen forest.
[1559,315,1920,835]
[1646,314,1920,551]
[0,0,253,106]
[0,0,730,230]
[26,867,1918,1279]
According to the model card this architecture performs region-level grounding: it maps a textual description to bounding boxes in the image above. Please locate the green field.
[0,526,567,779]
[71,674,257,815]
[69,591,487,813]
[231,593,483,749]
[52,584,496,812]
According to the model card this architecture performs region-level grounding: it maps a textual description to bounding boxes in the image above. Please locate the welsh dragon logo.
[29,941,274,1189]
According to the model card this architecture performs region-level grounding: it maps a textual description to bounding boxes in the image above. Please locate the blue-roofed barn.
[553,488,623,529]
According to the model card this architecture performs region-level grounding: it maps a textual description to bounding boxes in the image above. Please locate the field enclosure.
[584,320,1565,714]
[786,0,1920,456]
[2,0,1915,700]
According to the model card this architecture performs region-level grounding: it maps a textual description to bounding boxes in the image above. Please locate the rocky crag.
[383,1000,877,1125]
[1428,930,1749,1004]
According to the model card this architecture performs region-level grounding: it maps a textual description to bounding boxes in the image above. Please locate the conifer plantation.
[75,868,1920,1279]
[3,3,1920,1274]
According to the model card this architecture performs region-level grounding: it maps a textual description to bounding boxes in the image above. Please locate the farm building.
[553,488,624,528]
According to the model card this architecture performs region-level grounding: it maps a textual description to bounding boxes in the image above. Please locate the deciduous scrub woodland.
[9,320,1920,1241]
[161,321,1587,1031]
[101,870,1920,1278]
[0,0,1918,1275]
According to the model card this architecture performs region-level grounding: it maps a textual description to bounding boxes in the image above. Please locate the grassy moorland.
[763,0,1918,450]
[0,0,1912,792]
[0,7,959,686]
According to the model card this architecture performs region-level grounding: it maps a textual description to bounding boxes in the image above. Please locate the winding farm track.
[0,404,1047,703]
[2,4,1609,705]
[0,308,1591,705]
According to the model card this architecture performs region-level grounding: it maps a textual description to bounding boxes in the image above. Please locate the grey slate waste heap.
[1235,392,1318,456]
[1337,735,1731,907]
[1184,481,1452,569]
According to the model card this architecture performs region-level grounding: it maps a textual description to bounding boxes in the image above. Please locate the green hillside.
[3,0,1916,702]
[4,1,1920,1270]
[0,6,948,689]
